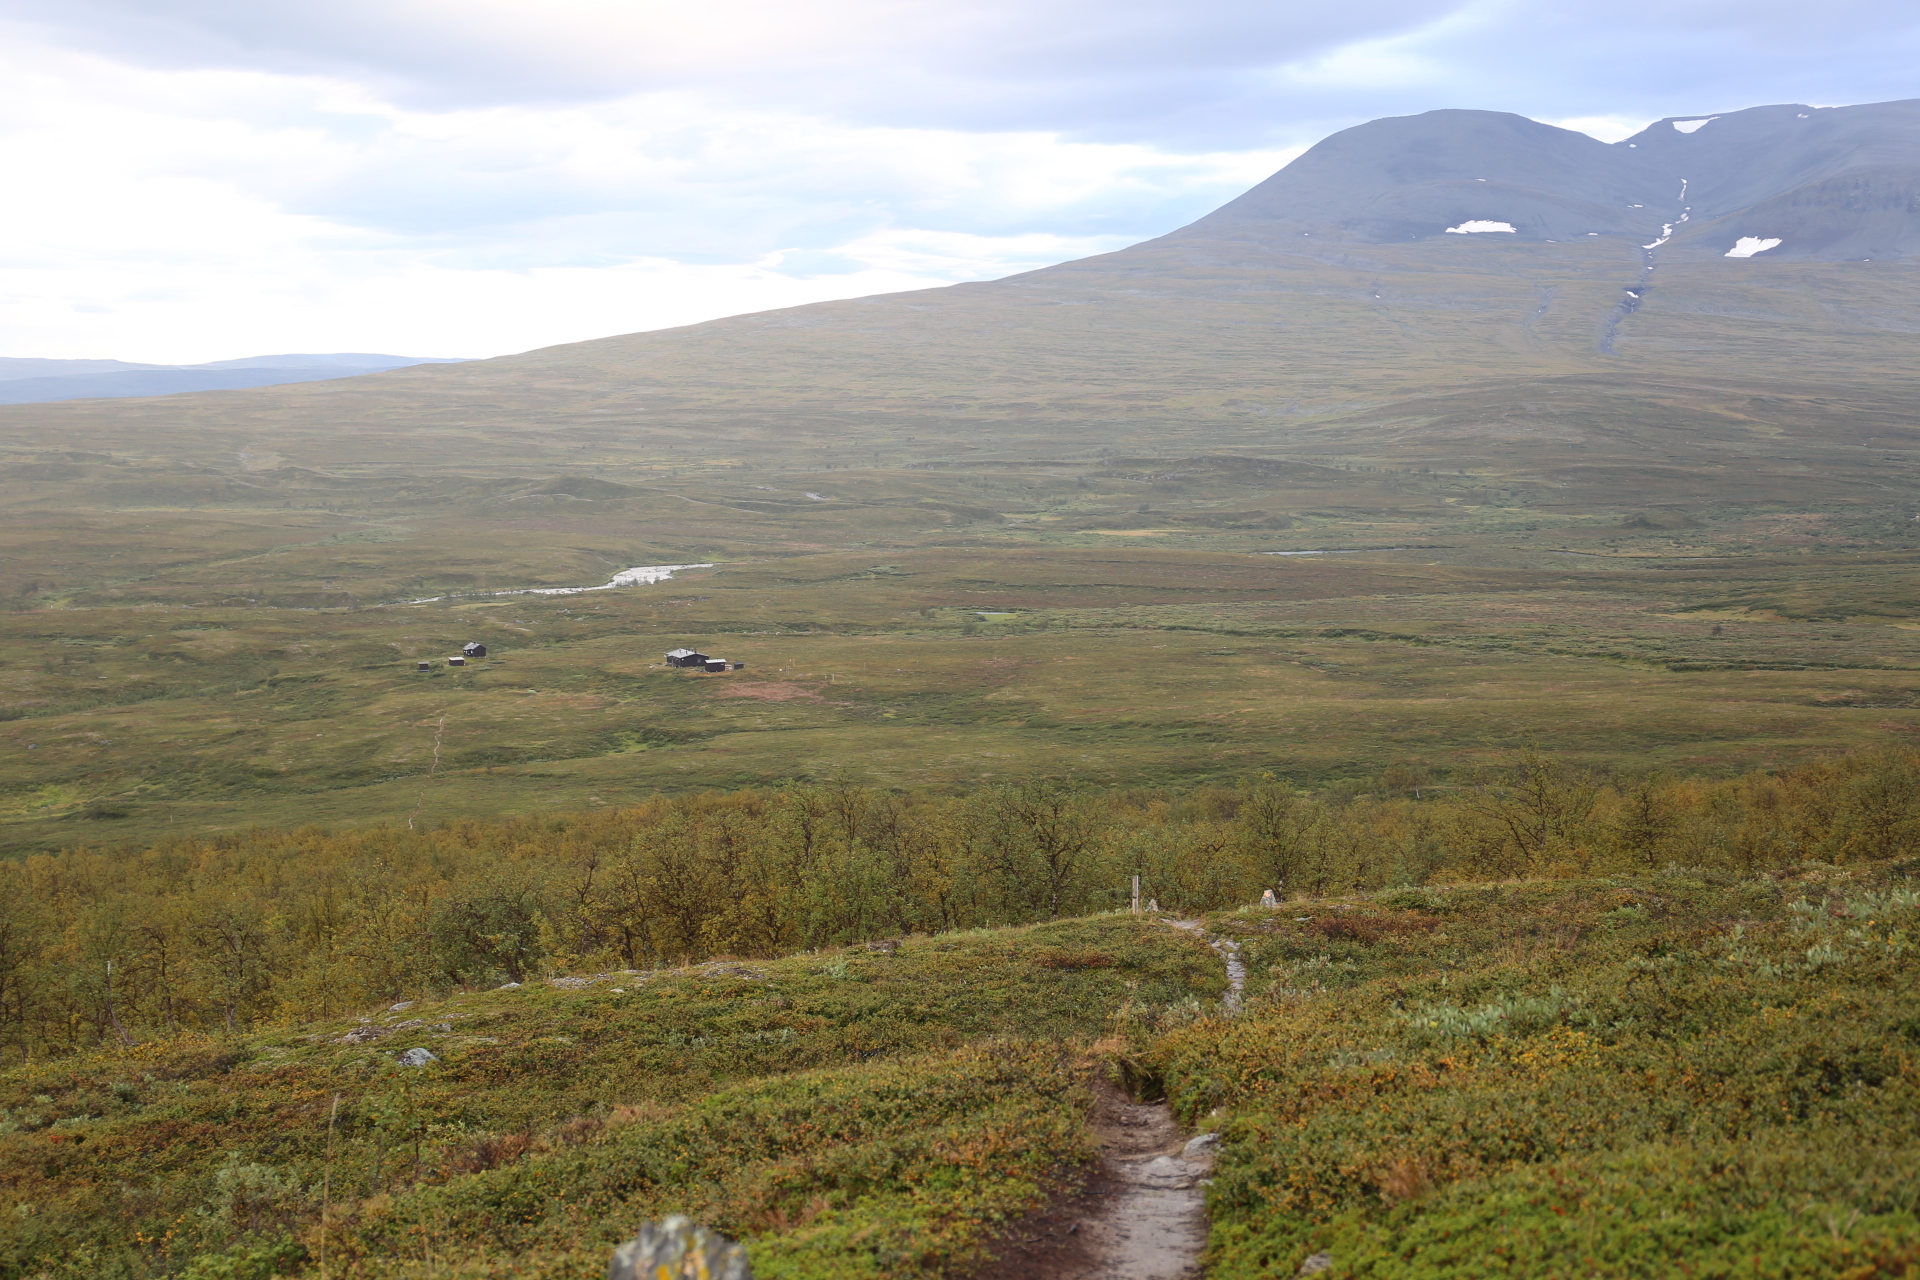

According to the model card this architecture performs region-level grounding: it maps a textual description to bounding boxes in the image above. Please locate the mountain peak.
[1178,97,1920,262]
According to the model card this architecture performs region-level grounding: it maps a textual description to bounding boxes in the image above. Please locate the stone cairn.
[608,1216,752,1280]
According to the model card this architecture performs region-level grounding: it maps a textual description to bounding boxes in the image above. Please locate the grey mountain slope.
[3,97,1918,496]
[1179,99,1920,263]
[0,357,165,380]
[1185,109,1654,244]
[0,354,468,404]
[187,354,468,371]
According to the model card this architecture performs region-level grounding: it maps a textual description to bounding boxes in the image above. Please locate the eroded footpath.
[975,917,1244,1279]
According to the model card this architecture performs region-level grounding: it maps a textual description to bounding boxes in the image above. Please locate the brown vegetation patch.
[1309,913,1443,943]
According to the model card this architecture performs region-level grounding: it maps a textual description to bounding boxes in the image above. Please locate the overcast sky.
[0,0,1914,363]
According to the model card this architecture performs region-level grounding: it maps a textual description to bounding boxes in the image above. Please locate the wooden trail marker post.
[1132,874,1141,915]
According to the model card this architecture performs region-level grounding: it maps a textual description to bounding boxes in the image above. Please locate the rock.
[550,974,605,989]
[1298,1252,1334,1276]
[497,982,522,990]
[398,1048,438,1067]
[338,1025,391,1045]
[429,1023,453,1033]
[699,964,766,981]
[392,1019,423,1030]
[608,1215,751,1280]
[389,1001,414,1012]
[1261,889,1278,908]
[865,938,900,955]
[1182,1132,1220,1157]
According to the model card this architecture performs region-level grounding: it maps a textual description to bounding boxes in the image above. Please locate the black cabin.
[462,641,487,658]
[666,647,708,668]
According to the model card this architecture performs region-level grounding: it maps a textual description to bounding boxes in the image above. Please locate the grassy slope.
[5,867,1916,1279]
[1160,864,1920,1279]
[0,914,1222,1279]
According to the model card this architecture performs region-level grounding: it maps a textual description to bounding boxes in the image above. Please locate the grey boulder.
[608,1216,750,1280]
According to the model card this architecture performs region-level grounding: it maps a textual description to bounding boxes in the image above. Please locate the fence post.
[1132,874,1141,915]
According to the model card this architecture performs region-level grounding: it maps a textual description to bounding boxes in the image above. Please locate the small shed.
[447,656,466,667]
[462,641,488,659]
[666,648,708,668]
[702,658,729,673]
[417,661,432,672]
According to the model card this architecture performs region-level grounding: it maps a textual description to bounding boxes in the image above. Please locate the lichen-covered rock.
[608,1216,751,1280]
[397,1047,438,1067]
[338,1025,390,1045]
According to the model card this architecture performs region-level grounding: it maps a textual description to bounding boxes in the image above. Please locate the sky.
[0,0,1915,363]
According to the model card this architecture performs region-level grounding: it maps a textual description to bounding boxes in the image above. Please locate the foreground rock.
[608,1216,751,1280]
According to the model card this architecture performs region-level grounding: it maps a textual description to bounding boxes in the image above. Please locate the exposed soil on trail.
[972,1080,1214,1280]
[973,916,1240,1279]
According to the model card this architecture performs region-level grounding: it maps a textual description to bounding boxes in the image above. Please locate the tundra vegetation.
[0,749,1913,1278]
[1,115,1919,1273]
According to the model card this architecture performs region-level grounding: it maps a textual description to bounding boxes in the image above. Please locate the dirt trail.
[1169,916,1245,1011]
[973,917,1242,1280]
[974,1083,1216,1280]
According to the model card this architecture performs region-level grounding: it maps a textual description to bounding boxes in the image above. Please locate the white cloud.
[0,38,1288,361]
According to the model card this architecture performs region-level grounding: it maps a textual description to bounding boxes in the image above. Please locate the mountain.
[1187,99,1920,262]
[2,99,1912,497]
[0,352,467,404]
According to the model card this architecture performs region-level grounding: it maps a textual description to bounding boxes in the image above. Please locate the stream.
[399,563,713,605]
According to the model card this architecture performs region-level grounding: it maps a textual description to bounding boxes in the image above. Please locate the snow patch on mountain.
[1446,221,1516,234]
[1726,237,1783,258]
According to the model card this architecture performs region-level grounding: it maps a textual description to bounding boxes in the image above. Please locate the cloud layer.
[0,0,1915,361]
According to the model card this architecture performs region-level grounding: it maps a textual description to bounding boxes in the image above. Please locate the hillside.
[1,854,1913,1279]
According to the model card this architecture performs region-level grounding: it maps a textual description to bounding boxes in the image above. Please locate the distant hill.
[0,353,467,404]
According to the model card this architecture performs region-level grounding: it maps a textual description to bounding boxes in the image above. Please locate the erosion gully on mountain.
[973,920,1244,1280]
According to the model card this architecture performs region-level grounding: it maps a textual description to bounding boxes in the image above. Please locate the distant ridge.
[1181,99,1920,262]
[3,98,1919,506]
[0,353,467,405]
